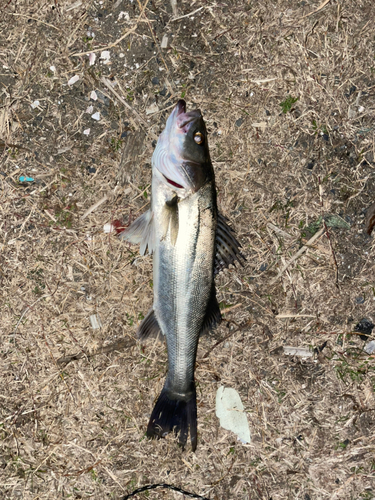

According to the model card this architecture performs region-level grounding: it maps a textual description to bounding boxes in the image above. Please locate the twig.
[171,6,205,22]
[13,295,48,335]
[81,194,108,219]
[301,0,331,19]
[100,76,158,140]
[70,0,149,57]
[71,26,137,57]
[201,321,250,360]
[10,13,59,29]
[276,313,316,318]
[57,338,136,367]
[270,227,325,284]
[323,220,339,286]
[221,303,242,315]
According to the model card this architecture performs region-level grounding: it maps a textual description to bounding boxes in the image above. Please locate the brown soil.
[1,0,375,499]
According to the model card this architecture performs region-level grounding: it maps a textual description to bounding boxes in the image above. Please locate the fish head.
[152,100,213,196]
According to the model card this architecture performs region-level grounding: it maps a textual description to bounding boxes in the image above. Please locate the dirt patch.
[1,0,375,499]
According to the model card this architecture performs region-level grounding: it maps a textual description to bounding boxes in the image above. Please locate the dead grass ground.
[1,0,375,499]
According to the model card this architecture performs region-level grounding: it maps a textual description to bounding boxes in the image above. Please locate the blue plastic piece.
[19,176,34,182]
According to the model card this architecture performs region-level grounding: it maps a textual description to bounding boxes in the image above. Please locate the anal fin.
[137,308,162,340]
[200,285,222,336]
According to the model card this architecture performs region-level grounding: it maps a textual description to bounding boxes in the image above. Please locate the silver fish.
[120,100,243,450]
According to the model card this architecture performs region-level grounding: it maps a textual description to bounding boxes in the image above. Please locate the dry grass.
[1,0,375,499]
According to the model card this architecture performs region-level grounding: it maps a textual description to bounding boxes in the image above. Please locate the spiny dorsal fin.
[215,213,245,275]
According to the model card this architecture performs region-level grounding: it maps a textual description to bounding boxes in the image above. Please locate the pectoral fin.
[161,195,179,246]
[214,213,245,275]
[119,209,155,255]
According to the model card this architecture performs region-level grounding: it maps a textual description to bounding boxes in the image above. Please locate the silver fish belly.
[150,176,217,449]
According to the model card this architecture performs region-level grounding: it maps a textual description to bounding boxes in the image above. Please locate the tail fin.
[147,383,197,451]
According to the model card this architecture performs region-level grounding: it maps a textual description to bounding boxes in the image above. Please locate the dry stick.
[171,6,206,22]
[201,320,251,360]
[99,76,148,127]
[270,227,325,284]
[301,0,331,18]
[100,76,159,141]
[57,338,136,367]
[13,295,48,336]
[318,176,339,286]
[81,194,108,220]
[71,26,137,57]
[40,327,76,402]
[10,13,59,29]
[221,303,242,315]
[323,219,339,286]
[70,0,149,56]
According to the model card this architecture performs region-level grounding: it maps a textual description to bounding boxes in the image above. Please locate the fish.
[120,100,244,450]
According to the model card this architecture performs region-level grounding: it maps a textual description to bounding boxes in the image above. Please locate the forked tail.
[147,382,197,451]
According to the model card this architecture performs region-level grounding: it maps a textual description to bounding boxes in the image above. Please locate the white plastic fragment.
[86,105,94,113]
[50,65,56,73]
[118,11,130,21]
[83,128,90,135]
[88,53,96,66]
[30,100,40,109]
[90,314,102,330]
[91,111,100,121]
[146,103,159,115]
[100,51,111,64]
[103,223,115,233]
[216,387,251,444]
[358,105,365,113]
[90,90,98,101]
[161,35,168,49]
[68,75,80,86]
[364,340,375,355]
[283,346,313,358]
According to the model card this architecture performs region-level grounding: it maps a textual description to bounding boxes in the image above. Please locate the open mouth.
[175,100,201,129]
[164,175,184,189]
[175,99,186,116]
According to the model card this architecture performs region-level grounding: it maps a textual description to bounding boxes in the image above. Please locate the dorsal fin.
[215,213,245,275]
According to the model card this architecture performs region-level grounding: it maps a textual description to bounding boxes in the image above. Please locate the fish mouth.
[175,100,201,130]
[175,99,186,116]
[163,174,184,189]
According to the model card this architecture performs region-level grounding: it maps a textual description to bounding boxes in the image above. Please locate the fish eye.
[194,132,204,145]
